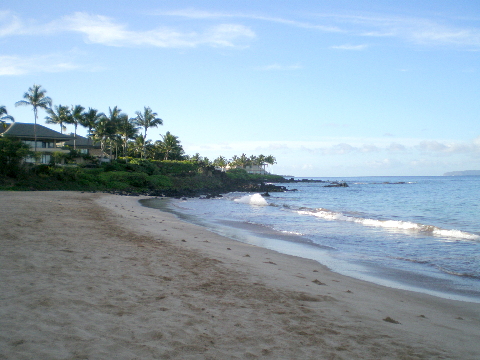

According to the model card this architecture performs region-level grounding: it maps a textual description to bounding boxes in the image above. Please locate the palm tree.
[45,105,70,134]
[157,131,183,160]
[80,108,105,139]
[93,107,124,158]
[0,105,14,129]
[213,156,228,171]
[68,105,85,150]
[93,115,117,158]
[15,84,52,152]
[264,155,276,166]
[116,115,139,159]
[128,136,147,158]
[134,106,163,159]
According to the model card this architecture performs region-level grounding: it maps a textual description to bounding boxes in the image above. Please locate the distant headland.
[443,170,480,176]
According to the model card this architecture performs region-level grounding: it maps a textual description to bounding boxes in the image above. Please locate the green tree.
[68,105,85,150]
[134,106,163,159]
[15,84,52,152]
[0,105,15,129]
[156,131,184,160]
[93,107,121,158]
[117,115,139,159]
[128,136,147,158]
[231,153,250,168]
[0,137,33,176]
[264,155,277,166]
[80,108,105,139]
[45,105,70,134]
[213,156,228,171]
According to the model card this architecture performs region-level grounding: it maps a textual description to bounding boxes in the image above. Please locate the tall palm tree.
[116,115,139,159]
[0,105,15,129]
[15,84,52,152]
[69,105,85,150]
[134,106,163,159]
[80,108,105,139]
[213,156,228,171]
[158,131,183,160]
[45,105,70,134]
[93,107,123,158]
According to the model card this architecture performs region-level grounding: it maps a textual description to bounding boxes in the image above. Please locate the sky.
[1,0,479,177]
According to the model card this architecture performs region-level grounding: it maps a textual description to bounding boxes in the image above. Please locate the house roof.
[64,134,100,148]
[0,122,73,141]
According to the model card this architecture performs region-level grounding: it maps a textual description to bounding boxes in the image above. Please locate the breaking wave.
[297,208,480,241]
[234,193,268,206]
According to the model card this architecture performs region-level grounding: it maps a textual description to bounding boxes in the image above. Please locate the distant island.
[443,170,480,176]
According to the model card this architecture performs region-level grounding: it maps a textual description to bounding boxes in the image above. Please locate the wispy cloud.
[318,13,480,48]
[160,9,480,49]
[416,140,480,154]
[331,44,368,50]
[0,53,81,76]
[156,9,343,33]
[0,11,256,48]
[0,10,23,36]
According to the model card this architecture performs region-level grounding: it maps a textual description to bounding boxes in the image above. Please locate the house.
[0,122,72,164]
[64,134,103,159]
[242,164,268,175]
[224,164,268,175]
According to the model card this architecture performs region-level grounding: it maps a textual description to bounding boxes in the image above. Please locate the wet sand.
[1,191,479,359]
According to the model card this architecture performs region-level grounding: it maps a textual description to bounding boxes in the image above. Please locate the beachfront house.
[242,164,268,175]
[0,122,72,164]
[64,134,103,162]
[223,164,268,175]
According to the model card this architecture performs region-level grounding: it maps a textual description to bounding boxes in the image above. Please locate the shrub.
[98,171,149,188]
[0,137,33,177]
[147,175,173,189]
[226,168,250,181]
[105,181,130,190]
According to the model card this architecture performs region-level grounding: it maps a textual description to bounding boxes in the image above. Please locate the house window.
[23,140,55,149]
[24,154,52,164]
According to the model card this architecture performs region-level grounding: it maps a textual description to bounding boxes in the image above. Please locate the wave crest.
[297,209,480,241]
[234,193,268,206]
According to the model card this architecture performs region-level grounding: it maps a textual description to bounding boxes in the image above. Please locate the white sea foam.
[297,209,480,241]
[432,228,480,241]
[234,193,268,206]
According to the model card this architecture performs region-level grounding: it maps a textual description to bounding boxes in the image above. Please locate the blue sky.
[1,0,479,177]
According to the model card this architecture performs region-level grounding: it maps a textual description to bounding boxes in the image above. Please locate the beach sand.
[1,191,479,360]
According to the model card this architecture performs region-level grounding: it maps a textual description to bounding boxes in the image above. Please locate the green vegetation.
[0,137,286,196]
[1,84,285,195]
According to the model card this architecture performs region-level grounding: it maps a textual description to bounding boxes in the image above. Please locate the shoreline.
[1,191,480,359]
[144,197,480,304]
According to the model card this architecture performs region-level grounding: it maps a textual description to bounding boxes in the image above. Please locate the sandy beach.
[1,191,479,360]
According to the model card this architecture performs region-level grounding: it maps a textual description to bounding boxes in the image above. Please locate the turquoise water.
[142,176,480,302]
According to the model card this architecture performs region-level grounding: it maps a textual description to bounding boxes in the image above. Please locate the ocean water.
[141,176,480,302]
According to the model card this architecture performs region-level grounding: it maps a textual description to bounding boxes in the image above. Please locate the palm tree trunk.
[34,107,38,153]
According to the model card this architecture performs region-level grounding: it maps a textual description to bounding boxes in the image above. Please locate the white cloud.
[155,9,235,19]
[359,144,380,153]
[322,143,356,155]
[59,12,256,48]
[0,11,23,36]
[330,44,368,50]
[0,11,256,48]
[0,53,81,76]
[387,142,407,152]
[416,140,480,154]
[340,14,480,48]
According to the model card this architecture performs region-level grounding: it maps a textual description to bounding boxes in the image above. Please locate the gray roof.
[64,134,100,148]
[0,123,73,141]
